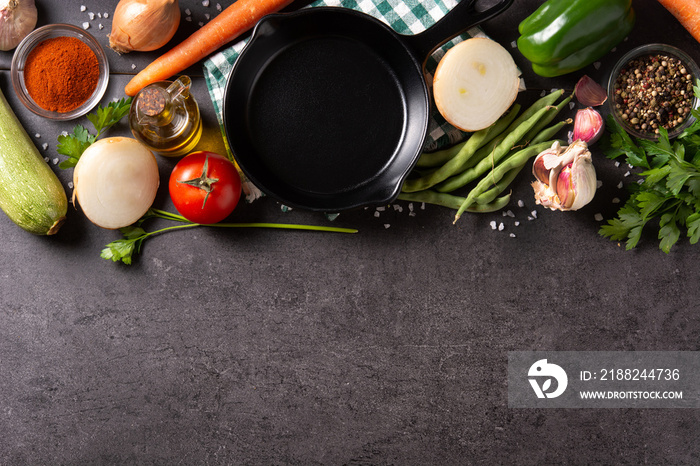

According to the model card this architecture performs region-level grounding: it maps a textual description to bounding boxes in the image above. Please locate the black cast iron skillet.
[223,0,514,211]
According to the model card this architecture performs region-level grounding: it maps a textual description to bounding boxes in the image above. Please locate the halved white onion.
[73,137,159,229]
[433,37,520,132]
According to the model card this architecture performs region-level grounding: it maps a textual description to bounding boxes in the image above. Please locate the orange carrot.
[657,0,700,43]
[125,0,294,96]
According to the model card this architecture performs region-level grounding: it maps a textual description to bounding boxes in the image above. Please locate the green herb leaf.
[658,213,681,253]
[56,125,94,168]
[57,98,132,168]
[88,97,132,138]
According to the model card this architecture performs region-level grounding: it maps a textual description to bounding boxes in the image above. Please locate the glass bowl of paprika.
[607,43,700,140]
[11,23,109,120]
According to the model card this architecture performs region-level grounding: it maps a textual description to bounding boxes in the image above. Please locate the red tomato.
[169,151,242,224]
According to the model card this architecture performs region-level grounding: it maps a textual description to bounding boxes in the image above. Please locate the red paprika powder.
[24,36,100,113]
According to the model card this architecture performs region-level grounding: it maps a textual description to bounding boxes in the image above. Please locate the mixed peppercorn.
[613,53,695,136]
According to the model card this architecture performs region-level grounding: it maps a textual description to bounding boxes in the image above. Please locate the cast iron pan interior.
[223,2,512,211]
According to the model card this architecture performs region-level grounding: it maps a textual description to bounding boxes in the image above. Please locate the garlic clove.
[574,75,608,107]
[531,141,563,184]
[566,149,597,211]
[570,107,604,145]
[0,0,38,51]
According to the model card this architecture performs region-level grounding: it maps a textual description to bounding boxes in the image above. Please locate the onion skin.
[0,0,38,51]
[74,137,160,230]
[109,0,180,53]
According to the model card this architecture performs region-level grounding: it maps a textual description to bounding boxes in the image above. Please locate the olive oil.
[129,76,202,157]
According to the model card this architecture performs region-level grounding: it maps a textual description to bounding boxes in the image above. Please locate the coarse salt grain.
[624,171,631,177]
[88,12,95,20]
[506,210,515,218]
[490,220,497,230]
[612,197,620,204]
[569,101,575,110]
[44,157,49,163]
[384,224,390,229]
[42,143,48,150]
[617,181,624,189]
[597,180,603,189]
[99,24,103,30]
[408,203,414,212]
[97,12,102,18]
[104,12,108,18]
[514,221,520,226]
[202,0,210,6]
[517,199,524,208]
[82,22,90,29]
[510,41,516,48]
[198,22,204,27]
[509,233,516,238]
[594,213,604,221]
[216,3,222,11]
[594,62,601,70]
[35,133,40,138]
[131,64,137,69]
[80,5,86,11]
[52,158,59,165]
[376,206,385,211]
[185,8,191,15]
[374,211,380,218]
[498,222,504,231]
[530,210,537,218]
[185,16,192,21]
[420,203,425,210]
[528,216,534,221]
[205,13,211,20]
[68,182,74,189]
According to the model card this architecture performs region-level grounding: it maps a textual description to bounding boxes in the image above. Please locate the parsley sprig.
[600,82,700,253]
[57,97,132,168]
[101,209,358,265]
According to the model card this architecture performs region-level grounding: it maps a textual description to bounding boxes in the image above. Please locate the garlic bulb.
[0,0,37,51]
[109,0,180,53]
[531,140,597,211]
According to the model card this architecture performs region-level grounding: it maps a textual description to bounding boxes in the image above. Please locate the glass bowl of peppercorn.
[10,23,109,120]
[608,43,700,140]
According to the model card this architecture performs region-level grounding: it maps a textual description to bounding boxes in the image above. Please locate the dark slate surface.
[1,0,699,464]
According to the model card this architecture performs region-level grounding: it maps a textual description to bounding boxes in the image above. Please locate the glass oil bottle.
[129,75,202,157]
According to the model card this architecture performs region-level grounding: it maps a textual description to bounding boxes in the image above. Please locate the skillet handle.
[402,0,514,64]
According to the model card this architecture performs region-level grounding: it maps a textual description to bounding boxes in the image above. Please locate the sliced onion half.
[433,37,520,132]
[73,137,160,229]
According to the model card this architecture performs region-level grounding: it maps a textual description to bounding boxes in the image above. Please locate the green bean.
[530,118,572,145]
[402,104,521,192]
[448,89,566,174]
[414,103,522,169]
[474,162,526,205]
[398,191,511,213]
[520,92,573,144]
[414,143,465,169]
[466,120,571,206]
[435,105,551,193]
[454,140,559,222]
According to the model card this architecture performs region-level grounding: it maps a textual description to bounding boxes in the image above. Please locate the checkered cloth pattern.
[203,0,487,161]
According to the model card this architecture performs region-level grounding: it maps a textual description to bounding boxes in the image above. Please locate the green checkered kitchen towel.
[202,0,491,201]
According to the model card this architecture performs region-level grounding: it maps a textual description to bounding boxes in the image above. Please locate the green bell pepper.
[517,0,635,77]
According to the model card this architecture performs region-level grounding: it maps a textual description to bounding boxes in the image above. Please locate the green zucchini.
[0,87,67,235]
